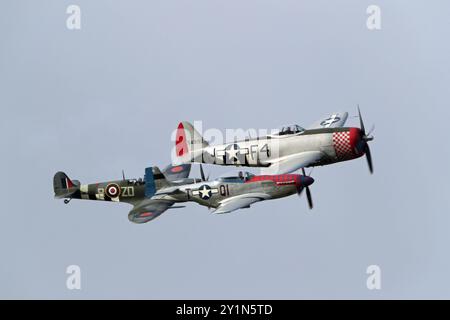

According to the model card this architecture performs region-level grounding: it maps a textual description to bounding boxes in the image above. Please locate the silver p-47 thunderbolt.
[175,107,374,174]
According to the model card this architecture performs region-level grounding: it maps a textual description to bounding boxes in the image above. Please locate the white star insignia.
[199,185,211,199]
[226,145,239,160]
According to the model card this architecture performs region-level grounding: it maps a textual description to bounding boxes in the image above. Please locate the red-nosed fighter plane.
[175,107,374,174]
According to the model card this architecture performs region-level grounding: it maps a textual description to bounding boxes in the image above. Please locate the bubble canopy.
[275,124,305,136]
[217,171,255,183]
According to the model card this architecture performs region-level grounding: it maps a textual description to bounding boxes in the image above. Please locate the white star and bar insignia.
[192,185,218,200]
[216,144,249,163]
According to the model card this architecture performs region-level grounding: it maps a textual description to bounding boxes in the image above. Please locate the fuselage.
[179,127,365,168]
[67,179,146,205]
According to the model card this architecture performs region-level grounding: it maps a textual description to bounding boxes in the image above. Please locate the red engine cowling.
[332,128,364,161]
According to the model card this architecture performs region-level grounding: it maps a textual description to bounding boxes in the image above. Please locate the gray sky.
[1,0,450,299]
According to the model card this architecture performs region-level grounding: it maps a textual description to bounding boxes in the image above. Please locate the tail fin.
[175,121,209,162]
[53,172,80,199]
[144,166,172,197]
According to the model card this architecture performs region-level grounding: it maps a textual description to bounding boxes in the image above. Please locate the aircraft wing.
[307,111,348,129]
[162,164,191,181]
[213,193,271,214]
[128,199,174,224]
[263,151,323,174]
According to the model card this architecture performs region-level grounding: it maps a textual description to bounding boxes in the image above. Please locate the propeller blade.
[356,106,375,174]
[357,105,366,135]
[365,144,374,174]
[301,167,313,209]
[305,186,313,209]
[199,164,206,181]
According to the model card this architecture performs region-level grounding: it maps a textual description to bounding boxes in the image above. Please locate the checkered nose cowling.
[332,128,364,161]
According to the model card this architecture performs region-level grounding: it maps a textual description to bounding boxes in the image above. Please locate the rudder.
[175,121,209,162]
[53,172,80,199]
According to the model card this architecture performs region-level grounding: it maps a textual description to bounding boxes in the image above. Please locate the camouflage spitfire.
[175,107,374,174]
[53,164,314,224]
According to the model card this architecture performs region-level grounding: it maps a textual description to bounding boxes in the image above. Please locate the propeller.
[299,168,314,209]
[357,105,374,174]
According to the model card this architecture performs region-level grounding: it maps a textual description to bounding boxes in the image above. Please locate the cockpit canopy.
[127,178,145,185]
[218,171,255,183]
[275,124,305,136]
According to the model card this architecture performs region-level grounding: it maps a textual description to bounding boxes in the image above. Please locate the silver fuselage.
[187,127,363,168]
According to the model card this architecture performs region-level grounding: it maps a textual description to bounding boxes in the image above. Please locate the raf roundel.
[105,183,121,198]
[171,166,183,173]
